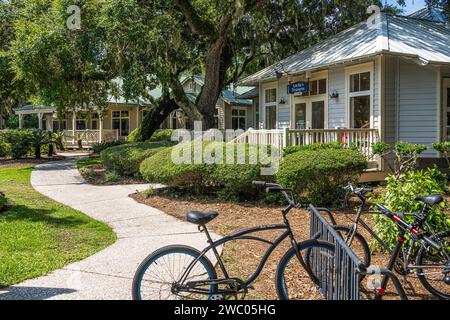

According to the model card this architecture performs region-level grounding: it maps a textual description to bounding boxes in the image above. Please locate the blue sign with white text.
[288,82,309,94]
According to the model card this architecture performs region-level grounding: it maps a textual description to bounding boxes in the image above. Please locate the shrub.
[276,148,368,206]
[140,142,272,199]
[140,143,214,193]
[0,136,11,158]
[101,141,174,176]
[150,130,174,142]
[372,167,450,251]
[104,171,121,183]
[283,142,344,157]
[433,142,450,168]
[373,141,428,177]
[92,140,124,154]
[127,128,141,143]
[1,129,33,159]
[30,129,51,159]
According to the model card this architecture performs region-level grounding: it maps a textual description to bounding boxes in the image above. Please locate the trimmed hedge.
[283,142,344,157]
[92,140,125,154]
[276,148,367,206]
[150,130,174,142]
[0,129,33,159]
[140,142,272,200]
[101,141,174,176]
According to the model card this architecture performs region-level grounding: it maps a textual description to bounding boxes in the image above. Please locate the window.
[266,105,277,129]
[350,96,371,129]
[231,108,246,130]
[348,70,371,128]
[254,101,260,128]
[350,72,370,93]
[446,86,450,139]
[91,113,99,130]
[213,108,219,129]
[112,110,130,137]
[265,88,277,104]
[311,101,325,129]
[295,103,307,129]
[76,120,86,130]
[53,120,67,132]
[291,79,327,96]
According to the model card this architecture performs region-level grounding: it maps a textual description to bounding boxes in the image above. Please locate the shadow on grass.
[0,286,76,300]
[1,204,93,229]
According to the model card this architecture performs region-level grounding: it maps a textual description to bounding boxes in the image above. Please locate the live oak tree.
[8,0,112,119]
[104,0,403,141]
[5,0,404,139]
[0,0,28,128]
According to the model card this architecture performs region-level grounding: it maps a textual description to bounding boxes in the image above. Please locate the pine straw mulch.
[130,190,444,300]
[78,163,145,186]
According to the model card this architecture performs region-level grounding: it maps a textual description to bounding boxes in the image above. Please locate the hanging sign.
[288,81,309,95]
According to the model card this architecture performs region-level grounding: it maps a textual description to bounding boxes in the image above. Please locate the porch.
[62,129,119,149]
[232,128,382,171]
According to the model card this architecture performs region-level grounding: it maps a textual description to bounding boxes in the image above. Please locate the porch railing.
[63,129,119,147]
[231,129,285,148]
[286,128,380,161]
[231,128,380,163]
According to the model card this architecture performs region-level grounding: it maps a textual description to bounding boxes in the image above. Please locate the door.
[293,100,326,129]
[266,105,277,130]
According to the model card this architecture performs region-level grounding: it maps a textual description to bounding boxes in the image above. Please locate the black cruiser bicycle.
[132,181,334,300]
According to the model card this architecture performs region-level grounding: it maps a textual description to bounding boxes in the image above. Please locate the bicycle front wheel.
[416,231,450,300]
[132,245,218,300]
[276,240,335,300]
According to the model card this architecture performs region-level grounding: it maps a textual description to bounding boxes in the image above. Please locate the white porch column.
[99,116,103,142]
[38,113,43,130]
[18,114,24,129]
[72,111,76,144]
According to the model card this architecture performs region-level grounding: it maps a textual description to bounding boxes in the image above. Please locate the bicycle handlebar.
[252,181,296,207]
[375,204,442,250]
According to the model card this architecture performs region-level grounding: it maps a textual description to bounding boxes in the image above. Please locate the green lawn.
[0,166,116,287]
[77,156,102,169]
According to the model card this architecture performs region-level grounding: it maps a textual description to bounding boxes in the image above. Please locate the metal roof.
[236,87,259,99]
[409,7,447,23]
[222,89,252,106]
[14,104,56,115]
[240,13,450,85]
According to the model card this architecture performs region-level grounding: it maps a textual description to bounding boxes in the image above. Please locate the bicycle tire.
[416,230,450,300]
[132,245,218,300]
[304,225,371,279]
[276,239,335,300]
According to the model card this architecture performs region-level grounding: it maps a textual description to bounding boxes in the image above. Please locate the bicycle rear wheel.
[304,225,371,279]
[276,240,335,300]
[416,231,450,300]
[132,245,218,300]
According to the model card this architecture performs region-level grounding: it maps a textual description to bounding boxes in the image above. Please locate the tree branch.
[174,0,215,36]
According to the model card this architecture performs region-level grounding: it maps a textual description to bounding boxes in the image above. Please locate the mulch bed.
[130,190,444,300]
[79,163,146,186]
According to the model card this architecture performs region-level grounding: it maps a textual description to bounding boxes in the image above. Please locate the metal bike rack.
[308,205,408,300]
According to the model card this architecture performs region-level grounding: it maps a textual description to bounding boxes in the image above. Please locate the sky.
[386,0,427,14]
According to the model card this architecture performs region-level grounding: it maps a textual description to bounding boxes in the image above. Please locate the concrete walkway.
[0,157,215,300]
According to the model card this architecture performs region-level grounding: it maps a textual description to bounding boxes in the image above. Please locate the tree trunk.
[138,99,179,141]
[35,146,41,159]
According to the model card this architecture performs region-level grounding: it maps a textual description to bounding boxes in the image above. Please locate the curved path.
[0,157,216,300]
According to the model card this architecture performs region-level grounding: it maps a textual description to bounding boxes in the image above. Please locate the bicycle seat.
[413,195,443,207]
[186,211,219,225]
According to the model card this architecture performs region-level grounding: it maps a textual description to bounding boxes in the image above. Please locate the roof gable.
[240,13,450,85]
